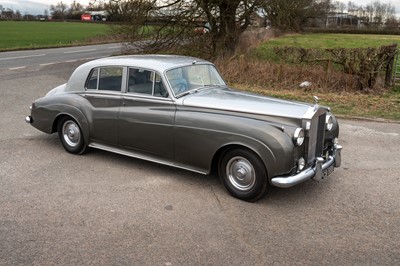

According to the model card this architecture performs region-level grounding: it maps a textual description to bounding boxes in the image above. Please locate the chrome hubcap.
[62,121,81,147]
[226,156,256,192]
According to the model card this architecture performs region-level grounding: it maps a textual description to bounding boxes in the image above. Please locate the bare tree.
[361,1,396,27]
[384,2,396,21]
[109,0,262,58]
[68,0,85,19]
[87,0,106,11]
[50,1,68,19]
[263,0,332,31]
[347,1,357,13]
[374,1,385,25]
[15,10,22,20]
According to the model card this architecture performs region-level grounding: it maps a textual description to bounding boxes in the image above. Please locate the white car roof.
[65,54,211,92]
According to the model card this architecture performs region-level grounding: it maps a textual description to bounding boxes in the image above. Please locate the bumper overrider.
[25,115,33,124]
[271,143,342,188]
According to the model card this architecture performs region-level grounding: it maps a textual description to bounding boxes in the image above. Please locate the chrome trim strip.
[82,92,122,99]
[122,95,173,103]
[271,144,342,188]
[88,142,208,175]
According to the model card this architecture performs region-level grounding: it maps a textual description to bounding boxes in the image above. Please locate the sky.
[0,0,91,15]
[0,0,400,16]
[344,0,400,17]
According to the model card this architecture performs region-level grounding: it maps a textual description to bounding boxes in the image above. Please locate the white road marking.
[63,49,97,54]
[0,54,46,61]
[107,46,120,49]
[40,62,55,66]
[39,58,97,67]
[9,66,26,70]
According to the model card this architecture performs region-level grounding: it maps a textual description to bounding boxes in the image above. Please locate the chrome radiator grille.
[307,112,326,164]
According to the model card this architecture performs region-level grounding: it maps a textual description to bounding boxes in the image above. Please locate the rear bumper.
[25,115,33,124]
[271,144,342,188]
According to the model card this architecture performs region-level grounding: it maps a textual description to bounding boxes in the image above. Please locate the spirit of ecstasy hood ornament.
[313,96,319,105]
[313,96,319,111]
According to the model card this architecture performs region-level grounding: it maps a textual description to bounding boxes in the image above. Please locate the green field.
[263,33,400,48]
[254,33,400,61]
[0,21,110,50]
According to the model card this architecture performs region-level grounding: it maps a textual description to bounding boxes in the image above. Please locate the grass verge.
[224,32,400,121]
[232,84,400,121]
[252,33,400,62]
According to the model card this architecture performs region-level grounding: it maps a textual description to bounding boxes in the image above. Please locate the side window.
[85,67,123,91]
[128,68,152,95]
[86,68,98,90]
[98,67,123,91]
[154,73,168,98]
[127,68,168,98]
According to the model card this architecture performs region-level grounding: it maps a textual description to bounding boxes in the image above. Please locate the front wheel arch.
[211,144,271,177]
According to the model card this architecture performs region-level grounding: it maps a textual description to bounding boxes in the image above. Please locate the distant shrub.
[304,28,400,36]
[273,44,398,91]
[215,57,361,93]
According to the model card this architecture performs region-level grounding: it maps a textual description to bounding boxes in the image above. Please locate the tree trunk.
[213,1,240,56]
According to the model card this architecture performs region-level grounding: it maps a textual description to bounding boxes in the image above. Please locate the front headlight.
[293,128,305,146]
[325,114,333,131]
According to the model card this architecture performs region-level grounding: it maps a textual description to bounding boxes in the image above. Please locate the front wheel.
[57,116,87,154]
[218,148,268,202]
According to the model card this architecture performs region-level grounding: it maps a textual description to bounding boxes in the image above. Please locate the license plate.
[322,164,334,179]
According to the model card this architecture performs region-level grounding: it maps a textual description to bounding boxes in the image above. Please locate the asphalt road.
[0,57,400,265]
[0,43,123,70]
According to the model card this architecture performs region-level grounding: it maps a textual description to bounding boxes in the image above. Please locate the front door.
[118,68,175,161]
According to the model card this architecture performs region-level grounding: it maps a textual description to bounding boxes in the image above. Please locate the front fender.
[174,109,297,178]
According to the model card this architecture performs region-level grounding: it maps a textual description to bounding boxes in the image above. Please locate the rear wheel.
[218,148,268,202]
[57,116,87,154]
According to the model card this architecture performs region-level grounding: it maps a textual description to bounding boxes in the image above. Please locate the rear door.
[83,66,126,145]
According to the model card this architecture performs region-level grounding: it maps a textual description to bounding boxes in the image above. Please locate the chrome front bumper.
[271,144,342,188]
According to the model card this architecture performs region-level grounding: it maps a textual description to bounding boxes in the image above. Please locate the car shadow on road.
[28,133,336,205]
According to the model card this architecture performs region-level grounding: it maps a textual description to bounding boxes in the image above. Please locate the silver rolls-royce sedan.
[26,55,342,202]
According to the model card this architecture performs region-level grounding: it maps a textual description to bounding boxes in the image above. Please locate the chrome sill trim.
[88,142,208,175]
[271,144,342,188]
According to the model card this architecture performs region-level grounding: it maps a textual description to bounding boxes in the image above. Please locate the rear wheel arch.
[52,111,90,145]
[56,115,88,154]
